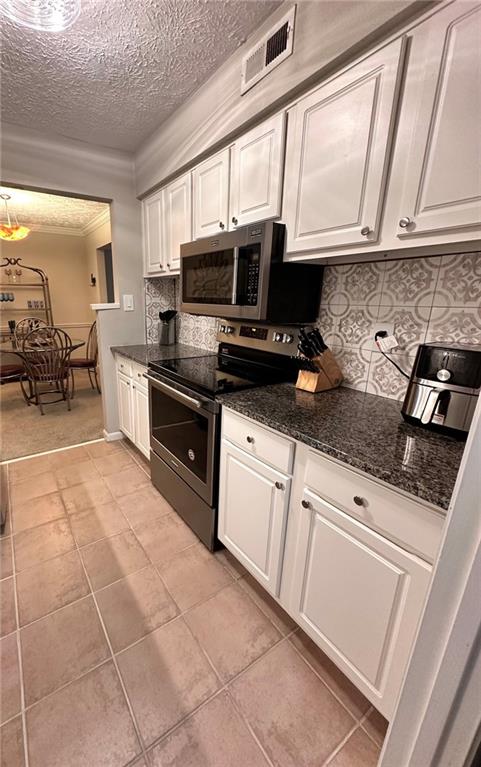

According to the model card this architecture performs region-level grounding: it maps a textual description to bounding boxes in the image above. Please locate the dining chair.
[69,320,100,394]
[14,317,48,345]
[21,326,74,415]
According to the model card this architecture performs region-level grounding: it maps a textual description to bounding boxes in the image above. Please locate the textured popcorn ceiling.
[0,0,280,151]
[0,186,109,231]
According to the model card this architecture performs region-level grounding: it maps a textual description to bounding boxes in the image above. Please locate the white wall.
[83,217,112,305]
[0,123,145,434]
[135,0,428,196]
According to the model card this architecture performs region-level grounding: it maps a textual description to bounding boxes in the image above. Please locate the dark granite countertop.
[111,343,213,366]
[218,384,466,511]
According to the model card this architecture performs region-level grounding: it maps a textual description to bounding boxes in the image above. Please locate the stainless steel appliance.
[146,321,303,549]
[180,221,323,322]
[401,343,481,435]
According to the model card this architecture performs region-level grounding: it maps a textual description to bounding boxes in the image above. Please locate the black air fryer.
[401,343,481,436]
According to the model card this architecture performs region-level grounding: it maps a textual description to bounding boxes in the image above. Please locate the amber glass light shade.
[0,224,30,241]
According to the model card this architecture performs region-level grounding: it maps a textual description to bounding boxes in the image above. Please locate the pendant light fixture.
[0,194,30,242]
[0,0,81,32]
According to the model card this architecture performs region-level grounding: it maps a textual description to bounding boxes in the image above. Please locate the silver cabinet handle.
[275,481,284,491]
[301,499,311,509]
[246,435,254,444]
[399,217,412,228]
[353,496,367,507]
[219,222,225,230]
[360,226,371,236]
[232,217,238,226]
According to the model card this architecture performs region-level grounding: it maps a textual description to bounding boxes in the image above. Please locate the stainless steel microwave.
[180,222,323,323]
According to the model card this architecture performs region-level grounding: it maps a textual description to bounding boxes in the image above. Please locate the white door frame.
[380,395,481,766]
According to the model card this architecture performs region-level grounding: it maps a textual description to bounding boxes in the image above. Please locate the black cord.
[374,332,410,379]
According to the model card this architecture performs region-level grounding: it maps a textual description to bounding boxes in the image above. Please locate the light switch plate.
[123,294,134,311]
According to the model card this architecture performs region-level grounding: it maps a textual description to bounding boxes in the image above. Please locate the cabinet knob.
[232,217,238,226]
[353,495,367,507]
[166,263,170,268]
[219,221,225,230]
[301,499,311,509]
[159,263,163,269]
[275,481,284,491]
[399,216,412,229]
[246,435,254,444]
[360,226,371,236]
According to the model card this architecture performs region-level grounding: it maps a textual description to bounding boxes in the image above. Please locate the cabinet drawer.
[131,360,148,388]
[116,355,132,378]
[304,450,443,563]
[222,409,294,474]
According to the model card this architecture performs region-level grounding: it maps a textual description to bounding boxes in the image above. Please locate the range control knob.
[436,368,451,382]
[273,332,283,343]
[220,324,226,333]
[225,325,235,335]
[283,333,294,344]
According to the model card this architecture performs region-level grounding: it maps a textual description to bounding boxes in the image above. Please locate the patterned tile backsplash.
[145,252,481,401]
[318,252,481,401]
[145,277,219,351]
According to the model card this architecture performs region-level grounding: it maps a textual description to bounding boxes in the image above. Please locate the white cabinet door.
[193,148,230,238]
[142,190,166,275]
[218,440,291,597]
[290,487,431,718]
[229,113,286,228]
[133,383,150,459]
[163,172,192,273]
[284,38,405,253]
[391,2,481,240]
[117,371,134,441]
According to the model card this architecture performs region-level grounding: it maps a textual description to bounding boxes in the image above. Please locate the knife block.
[296,350,343,393]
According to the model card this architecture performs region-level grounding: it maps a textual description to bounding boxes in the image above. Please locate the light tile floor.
[0,439,388,767]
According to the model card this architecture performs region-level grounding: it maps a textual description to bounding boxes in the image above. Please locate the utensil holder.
[159,320,175,346]
[296,350,343,393]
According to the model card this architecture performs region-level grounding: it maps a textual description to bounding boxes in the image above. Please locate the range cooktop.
[148,348,299,399]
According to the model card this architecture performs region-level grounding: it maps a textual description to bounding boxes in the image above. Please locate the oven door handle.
[144,373,206,410]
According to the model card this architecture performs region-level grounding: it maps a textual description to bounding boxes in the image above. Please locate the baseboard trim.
[103,430,124,442]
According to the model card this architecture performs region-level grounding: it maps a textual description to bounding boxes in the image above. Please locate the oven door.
[146,373,219,506]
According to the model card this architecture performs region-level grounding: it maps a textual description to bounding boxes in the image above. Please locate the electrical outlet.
[372,322,395,351]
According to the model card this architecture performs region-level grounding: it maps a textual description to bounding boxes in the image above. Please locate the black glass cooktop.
[149,352,296,398]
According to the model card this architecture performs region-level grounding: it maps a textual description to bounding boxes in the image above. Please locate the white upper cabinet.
[229,112,286,229]
[142,189,165,275]
[193,148,230,238]
[162,171,192,273]
[389,2,481,240]
[283,38,405,254]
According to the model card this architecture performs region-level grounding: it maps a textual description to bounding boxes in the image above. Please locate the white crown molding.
[30,224,84,237]
[25,209,110,238]
[82,208,110,236]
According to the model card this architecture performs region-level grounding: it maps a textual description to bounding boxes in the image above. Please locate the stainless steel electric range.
[145,322,303,550]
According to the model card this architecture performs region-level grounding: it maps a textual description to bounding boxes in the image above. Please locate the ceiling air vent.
[241,6,296,95]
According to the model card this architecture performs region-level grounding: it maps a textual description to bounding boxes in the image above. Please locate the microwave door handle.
[421,388,442,425]
[231,246,239,304]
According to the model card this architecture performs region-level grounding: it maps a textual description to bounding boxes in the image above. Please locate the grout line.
[8,516,30,767]
[226,689,276,767]
[359,706,387,749]
[322,722,360,767]
[287,636,368,725]
[64,511,148,764]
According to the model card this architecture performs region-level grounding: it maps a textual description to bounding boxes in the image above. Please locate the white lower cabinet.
[133,382,150,459]
[290,487,431,717]
[116,356,150,459]
[219,408,441,719]
[117,372,134,441]
[218,439,291,597]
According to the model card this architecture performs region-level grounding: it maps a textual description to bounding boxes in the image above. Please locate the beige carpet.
[0,370,103,460]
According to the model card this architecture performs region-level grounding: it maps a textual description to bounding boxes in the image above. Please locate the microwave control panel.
[246,261,260,305]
